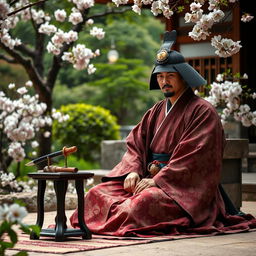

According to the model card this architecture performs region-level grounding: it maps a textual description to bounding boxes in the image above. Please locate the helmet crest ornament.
[156,30,177,64]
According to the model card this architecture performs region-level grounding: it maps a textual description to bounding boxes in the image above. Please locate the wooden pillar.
[231,5,240,74]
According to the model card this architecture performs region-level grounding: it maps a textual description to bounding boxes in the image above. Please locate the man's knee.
[130,188,163,211]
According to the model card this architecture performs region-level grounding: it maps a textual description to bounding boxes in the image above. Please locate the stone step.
[242,184,256,201]
[241,172,256,201]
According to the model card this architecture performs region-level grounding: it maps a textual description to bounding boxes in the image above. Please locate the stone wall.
[101,140,127,169]
[221,139,248,209]
[248,143,256,172]
[0,192,78,212]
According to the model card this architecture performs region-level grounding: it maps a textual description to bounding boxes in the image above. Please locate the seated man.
[70,31,256,237]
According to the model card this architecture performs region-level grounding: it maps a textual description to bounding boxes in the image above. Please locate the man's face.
[156,72,187,100]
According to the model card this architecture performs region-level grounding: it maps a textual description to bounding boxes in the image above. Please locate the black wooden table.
[28,171,94,242]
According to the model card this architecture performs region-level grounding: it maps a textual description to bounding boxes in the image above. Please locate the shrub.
[53,104,120,162]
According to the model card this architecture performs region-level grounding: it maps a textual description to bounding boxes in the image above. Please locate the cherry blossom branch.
[48,7,131,79]
[0,53,17,63]
[9,0,20,6]
[0,41,31,67]
[7,0,48,17]
[46,14,87,90]
[15,43,36,58]
[34,31,46,76]
[0,41,49,101]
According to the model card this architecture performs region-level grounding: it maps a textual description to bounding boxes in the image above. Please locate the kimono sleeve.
[102,108,153,180]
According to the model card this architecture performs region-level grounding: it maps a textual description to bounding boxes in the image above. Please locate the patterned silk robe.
[70,88,256,237]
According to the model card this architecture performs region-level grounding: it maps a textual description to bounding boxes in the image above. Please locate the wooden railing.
[186,56,233,94]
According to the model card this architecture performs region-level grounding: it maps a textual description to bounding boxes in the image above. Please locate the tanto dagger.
[25,146,77,166]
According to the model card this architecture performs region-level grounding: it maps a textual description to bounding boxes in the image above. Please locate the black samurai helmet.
[150,30,207,90]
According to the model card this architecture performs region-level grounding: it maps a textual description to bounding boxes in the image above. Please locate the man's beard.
[164,92,175,98]
[162,84,174,98]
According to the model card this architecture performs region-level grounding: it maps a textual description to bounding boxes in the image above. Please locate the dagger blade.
[25,150,63,166]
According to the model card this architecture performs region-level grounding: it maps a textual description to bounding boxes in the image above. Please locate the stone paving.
[6,201,256,256]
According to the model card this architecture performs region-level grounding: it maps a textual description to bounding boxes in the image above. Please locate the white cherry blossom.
[190,2,202,12]
[17,87,28,95]
[7,204,28,223]
[142,0,153,4]
[46,41,61,55]
[0,0,9,20]
[88,64,96,74]
[8,83,15,89]
[132,5,141,15]
[25,80,33,87]
[69,8,83,25]
[1,82,69,162]
[211,35,242,58]
[43,131,51,138]
[0,204,9,221]
[205,73,256,127]
[241,13,254,23]
[72,0,95,10]
[0,29,21,49]
[90,27,105,40]
[63,44,96,70]
[39,22,57,36]
[112,0,129,7]
[54,9,67,22]
[31,141,39,148]
[86,18,94,25]
[31,9,47,24]
[8,142,26,162]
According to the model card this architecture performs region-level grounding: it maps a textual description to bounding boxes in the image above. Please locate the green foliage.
[53,81,102,108]
[0,219,40,255]
[57,155,100,170]
[87,58,162,124]
[53,104,120,161]
[0,62,29,92]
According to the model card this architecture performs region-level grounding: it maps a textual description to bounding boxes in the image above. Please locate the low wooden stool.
[28,171,94,242]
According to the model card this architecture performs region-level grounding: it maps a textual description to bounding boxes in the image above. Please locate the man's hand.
[124,172,140,193]
[133,178,156,195]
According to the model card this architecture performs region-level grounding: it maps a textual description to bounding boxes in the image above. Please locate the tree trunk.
[37,126,52,170]
[0,154,13,173]
[0,130,13,173]
[37,87,53,170]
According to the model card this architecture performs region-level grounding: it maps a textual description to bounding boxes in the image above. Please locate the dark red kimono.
[70,88,256,236]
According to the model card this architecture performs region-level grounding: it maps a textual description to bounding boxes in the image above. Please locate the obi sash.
[149,153,170,169]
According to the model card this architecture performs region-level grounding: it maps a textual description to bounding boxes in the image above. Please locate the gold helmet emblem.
[156,49,168,63]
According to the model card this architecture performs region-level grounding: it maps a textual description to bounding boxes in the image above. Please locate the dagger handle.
[63,146,77,157]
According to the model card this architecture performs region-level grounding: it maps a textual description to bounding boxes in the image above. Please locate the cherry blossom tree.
[0,80,69,172]
[0,0,130,169]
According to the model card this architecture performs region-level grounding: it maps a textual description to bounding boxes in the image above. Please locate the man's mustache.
[163,84,173,89]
